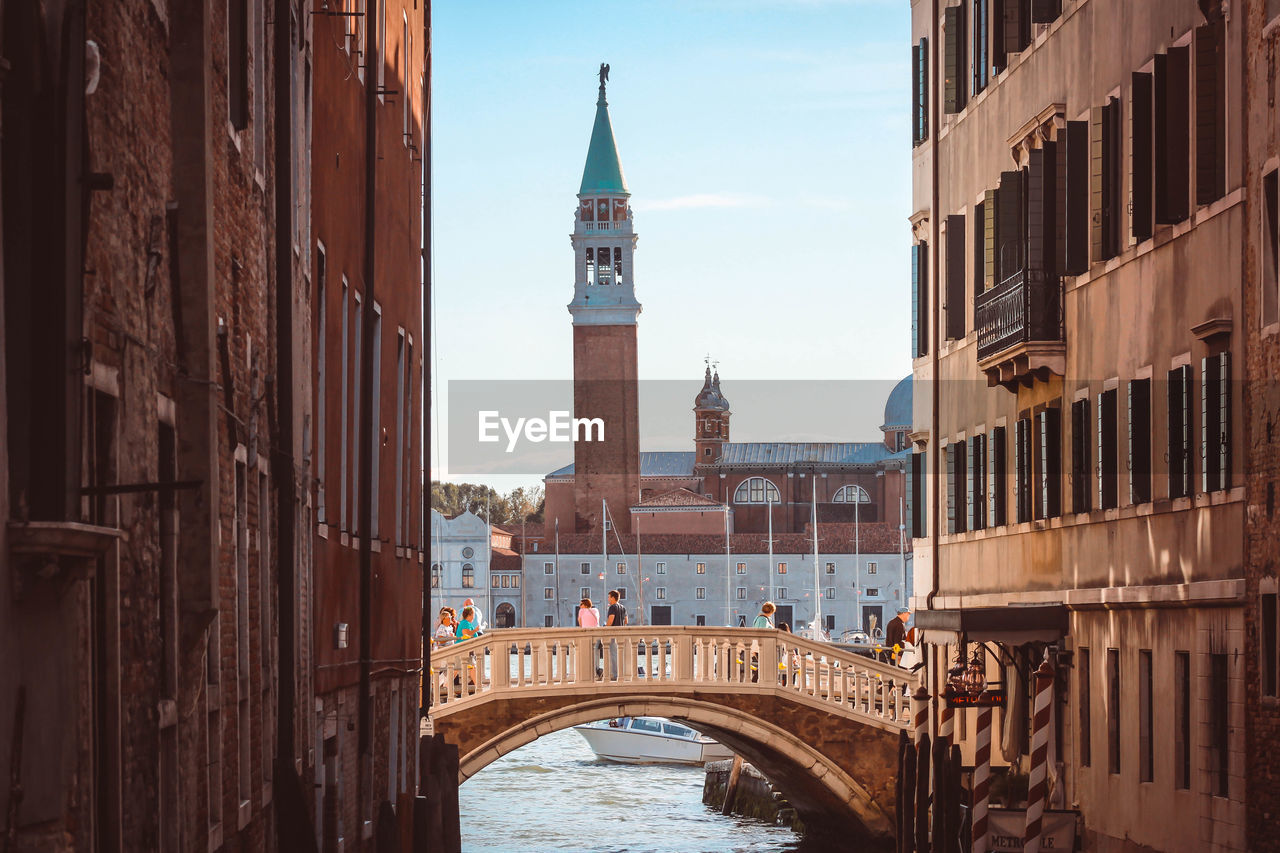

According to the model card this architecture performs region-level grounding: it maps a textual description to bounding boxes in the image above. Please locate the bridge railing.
[429,626,912,728]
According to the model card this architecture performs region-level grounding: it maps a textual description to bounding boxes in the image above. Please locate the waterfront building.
[907,1,1247,850]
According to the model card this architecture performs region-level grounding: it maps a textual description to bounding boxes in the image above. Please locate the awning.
[914,603,1068,645]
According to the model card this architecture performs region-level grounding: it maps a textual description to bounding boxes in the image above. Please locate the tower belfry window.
[597,246,613,285]
[586,248,596,286]
[614,248,624,285]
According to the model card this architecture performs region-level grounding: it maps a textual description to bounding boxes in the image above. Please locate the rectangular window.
[1202,352,1232,492]
[544,562,554,574]
[912,242,929,358]
[1107,648,1121,774]
[1195,20,1226,205]
[1000,0,1027,58]
[544,615,554,628]
[491,575,500,589]
[403,17,412,143]
[777,562,787,575]
[778,587,788,600]
[616,561,626,574]
[656,561,667,574]
[866,587,880,597]
[824,588,835,600]
[945,215,966,340]
[1036,407,1061,520]
[696,587,706,600]
[738,562,748,575]
[1091,97,1123,262]
[909,450,926,538]
[868,562,878,575]
[989,426,1007,526]
[912,38,929,146]
[1099,388,1119,509]
[1064,120,1090,274]
[737,587,746,600]
[944,4,967,114]
[1139,650,1154,782]
[655,587,666,600]
[1131,71,1154,242]
[696,615,707,627]
[1175,650,1191,789]
[1264,169,1279,327]
[581,561,590,574]
[1079,647,1092,767]
[544,587,554,600]
[316,246,327,522]
[996,169,1023,284]
[825,562,835,574]
[1263,593,1278,698]
[972,0,988,95]
[696,562,706,574]
[947,440,967,534]
[1128,378,1152,505]
[969,431,987,531]
[1071,397,1092,513]
[511,575,520,589]
[617,588,626,600]
[1168,366,1192,499]
[580,586,590,600]
[1015,417,1033,524]
[228,0,249,129]
[1209,652,1229,797]
[1155,47,1191,225]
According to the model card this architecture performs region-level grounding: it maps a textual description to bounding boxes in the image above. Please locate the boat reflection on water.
[573,716,735,766]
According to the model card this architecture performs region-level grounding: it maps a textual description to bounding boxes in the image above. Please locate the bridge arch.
[455,694,894,842]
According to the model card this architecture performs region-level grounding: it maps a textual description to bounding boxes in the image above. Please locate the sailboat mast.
[812,476,820,632]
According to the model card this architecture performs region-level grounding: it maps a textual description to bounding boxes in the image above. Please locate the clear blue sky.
[431,0,911,490]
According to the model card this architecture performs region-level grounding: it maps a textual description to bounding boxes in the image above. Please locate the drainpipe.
[357,0,380,820]
[420,0,432,721]
[927,0,941,613]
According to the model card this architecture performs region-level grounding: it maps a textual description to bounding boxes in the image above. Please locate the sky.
[430,0,912,492]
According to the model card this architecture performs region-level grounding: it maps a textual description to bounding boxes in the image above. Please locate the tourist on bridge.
[884,607,910,664]
[605,590,627,680]
[456,606,480,643]
[463,597,487,634]
[433,608,457,649]
[752,601,776,629]
[577,597,600,628]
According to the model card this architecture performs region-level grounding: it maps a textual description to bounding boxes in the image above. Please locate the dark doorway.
[495,602,515,628]
[775,605,794,630]
[863,605,884,638]
[650,605,672,625]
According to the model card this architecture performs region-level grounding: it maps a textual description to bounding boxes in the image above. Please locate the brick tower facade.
[693,366,731,465]
[568,67,641,534]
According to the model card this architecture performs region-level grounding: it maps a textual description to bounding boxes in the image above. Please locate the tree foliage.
[430,481,544,526]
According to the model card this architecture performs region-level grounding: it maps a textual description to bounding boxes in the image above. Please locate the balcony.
[974,267,1064,388]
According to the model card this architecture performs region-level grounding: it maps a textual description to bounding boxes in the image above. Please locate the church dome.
[881,376,912,430]
[694,367,730,412]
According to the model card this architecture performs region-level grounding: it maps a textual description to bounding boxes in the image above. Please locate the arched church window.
[430,563,442,588]
[832,485,871,503]
[462,563,475,588]
[734,477,780,504]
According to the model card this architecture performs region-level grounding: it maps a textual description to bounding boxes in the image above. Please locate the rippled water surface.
[458,727,805,853]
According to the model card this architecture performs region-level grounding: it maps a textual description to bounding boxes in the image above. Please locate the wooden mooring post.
[721,755,745,816]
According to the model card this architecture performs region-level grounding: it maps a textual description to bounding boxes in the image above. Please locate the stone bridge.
[428,626,912,846]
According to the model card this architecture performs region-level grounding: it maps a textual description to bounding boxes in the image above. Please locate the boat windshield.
[629,718,663,733]
[661,723,694,738]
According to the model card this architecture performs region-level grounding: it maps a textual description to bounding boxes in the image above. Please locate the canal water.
[458,726,807,853]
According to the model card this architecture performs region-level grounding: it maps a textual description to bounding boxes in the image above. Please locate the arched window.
[832,485,871,503]
[733,477,780,504]
[462,563,475,588]
[431,563,442,588]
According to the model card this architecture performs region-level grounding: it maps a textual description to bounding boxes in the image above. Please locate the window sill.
[237,799,251,830]
[208,824,223,853]
[341,532,350,548]
[371,539,381,554]
[318,524,329,540]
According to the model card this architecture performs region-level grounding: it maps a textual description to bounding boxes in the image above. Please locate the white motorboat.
[573,716,734,765]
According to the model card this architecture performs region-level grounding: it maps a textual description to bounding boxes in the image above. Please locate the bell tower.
[568,65,641,534]
[693,365,731,465]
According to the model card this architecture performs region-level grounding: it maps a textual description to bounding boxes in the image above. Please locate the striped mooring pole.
[1024,657,1056,853]
[911,684,930,746]
[971,704,993,853]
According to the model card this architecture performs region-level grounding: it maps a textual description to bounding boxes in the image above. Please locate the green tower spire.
[579,67,628,195]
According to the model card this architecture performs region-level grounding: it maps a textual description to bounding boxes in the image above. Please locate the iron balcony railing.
[974,267,1063,361]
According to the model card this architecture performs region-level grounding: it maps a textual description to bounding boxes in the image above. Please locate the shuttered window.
[1091,97,1122,263]
[1001,0,1029,58]
[1202,352,1231,492]
[1031,0,1059,23]
[1265,170,1280,327]
[1195,21,1226,205]
[1167,365,1192,500]
[1130,71,1154,242]
[1155,48,1191,224]
[997,170,1023,284]
[1027,146,1054,274]
[973,200,986,297]
[911,242,929,358]
[1128,378,1152,505]
[983,189,997,291]
[947,442,967,535]
[989,426,1007,526]
[912,39,929,146]
[946,215,967,340]
[1036,407,1061,519]
[909,450,927,538]
[1064,120,1090,274]
[944,4,967,114]
[1015,416,1032,523]
[1071,397,1091,513]
[1098,388,1118,509]
[969,434,987,530]
[972,0,989,95]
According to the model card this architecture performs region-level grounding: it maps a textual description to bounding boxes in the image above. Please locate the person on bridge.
[578,597,600,628]
[884,607,910,664]
[605,590,627,680]
[456,606,480,642]
[463,597,487,634]
[752,601,776,629]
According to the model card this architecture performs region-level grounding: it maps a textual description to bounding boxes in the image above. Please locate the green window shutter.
[1064,120,1089,274]
[1195,22,1226,205]
[911,243,921,357]
[944,5,966,114]
[946,214,967,340]
[911,43,922,146]
[1089,105,1105,265]
[983,189,998,291]
[1155,48,1191,224]
[946,443,957,535]
[989,426,1007,526]
[1131,72,1154,242]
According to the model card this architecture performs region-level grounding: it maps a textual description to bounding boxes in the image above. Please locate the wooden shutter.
[946,215,967,340]
[1015,417,1031,523]
[1128,379,1151,505]
[1089,105,1105,264]
[997,170,1023,283]
[907,451,918,537]
[912,42,922,145]
[1027,146,1053,274]
[1195,22,1226,205]
[973,200,986,296]
[1167,366,1190,499]
[912,242,928,358]
[1038,407,1061,519]
[911,450,927,537]
[946,443,958,534]
[1203,352,1232,491]
[1032,0,1059,23]
[989,426,1007,526]
[969,434,986,530]
[984,189,998,290]
[1002,0,1023,56]
[1071,398,1091,513]
[918,38,930,144]
[1064,120,1089,274]
[1099,388,1118,509]
[1131,71,1154,242]
[973,0,989,94]
[944,5,966,114]
[1155,48,1191,224]
[1102,97,1121,259]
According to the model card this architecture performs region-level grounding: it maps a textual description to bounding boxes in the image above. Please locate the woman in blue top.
[752,601,776,629]
[455,606,479,642]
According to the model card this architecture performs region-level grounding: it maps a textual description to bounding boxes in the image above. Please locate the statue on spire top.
[598,63,610,90]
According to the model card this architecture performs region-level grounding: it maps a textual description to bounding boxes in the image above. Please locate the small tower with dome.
[693,364,731,464]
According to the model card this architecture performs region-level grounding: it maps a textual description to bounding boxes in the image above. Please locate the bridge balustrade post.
[492,642,509,691]
[674,633,693,683]
[757,638,777,687]
[576,633,595,683]
[531,639,543,686]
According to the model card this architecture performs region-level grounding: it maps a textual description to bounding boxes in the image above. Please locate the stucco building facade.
[908,0,1248,850]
